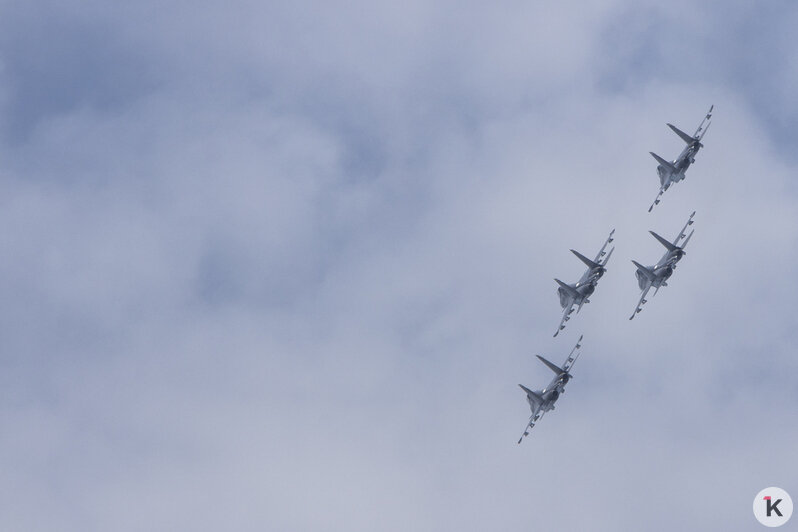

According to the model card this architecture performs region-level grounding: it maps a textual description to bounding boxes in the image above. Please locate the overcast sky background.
[1,1,797,531]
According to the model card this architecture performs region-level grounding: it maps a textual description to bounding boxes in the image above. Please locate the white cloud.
[0,1,796,530]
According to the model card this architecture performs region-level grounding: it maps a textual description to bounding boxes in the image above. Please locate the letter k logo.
[765,496,783,517]
[754,487,792,526]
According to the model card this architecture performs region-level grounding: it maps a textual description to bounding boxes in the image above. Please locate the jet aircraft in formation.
[520,106,711,442]
[517,335,582,444]
[630,211,695,320]
[648,105,713,212]
[553,230,615,337]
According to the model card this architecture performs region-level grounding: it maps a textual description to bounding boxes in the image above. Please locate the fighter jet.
[517,335,582,444]
[553,229,615,337]
[629,211,695,320]
[648,105,713,212]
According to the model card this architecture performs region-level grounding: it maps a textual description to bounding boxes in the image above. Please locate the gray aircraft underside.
[629,211,695,319]
[648,105,713,212]
[554,230,615,337]
[518,335,583,443]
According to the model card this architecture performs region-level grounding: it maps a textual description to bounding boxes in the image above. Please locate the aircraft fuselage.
[557,282,594,308]
[657,143,700,188]
[556,267,603,309]
[527,382,565,416]
[635,264,673,290]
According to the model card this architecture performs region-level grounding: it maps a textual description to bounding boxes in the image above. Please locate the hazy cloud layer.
[1,2,796,530]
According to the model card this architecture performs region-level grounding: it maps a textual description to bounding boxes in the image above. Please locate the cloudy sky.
[1,1,797,530]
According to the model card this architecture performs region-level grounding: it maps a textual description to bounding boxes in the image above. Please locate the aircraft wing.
[696,120,711,143]
[693,104,713,140]
[517,411,546,444]
[562,335,583,373]
[649,187,665,213]
[631,260,655,281]
[649,152,676,172]
[553,304,575,337]
[629,285,652,320]
[593,229,616,264]
[680,229,694,251]
[672,211,696,246]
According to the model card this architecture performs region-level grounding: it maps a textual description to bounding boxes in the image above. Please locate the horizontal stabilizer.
[649,152,675,171]
[554,278,580,297]
[571,249,601,270]
[668,123,696,145]
[650,230,678,251]
[632,260,654,280]
[536,355,564,376]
